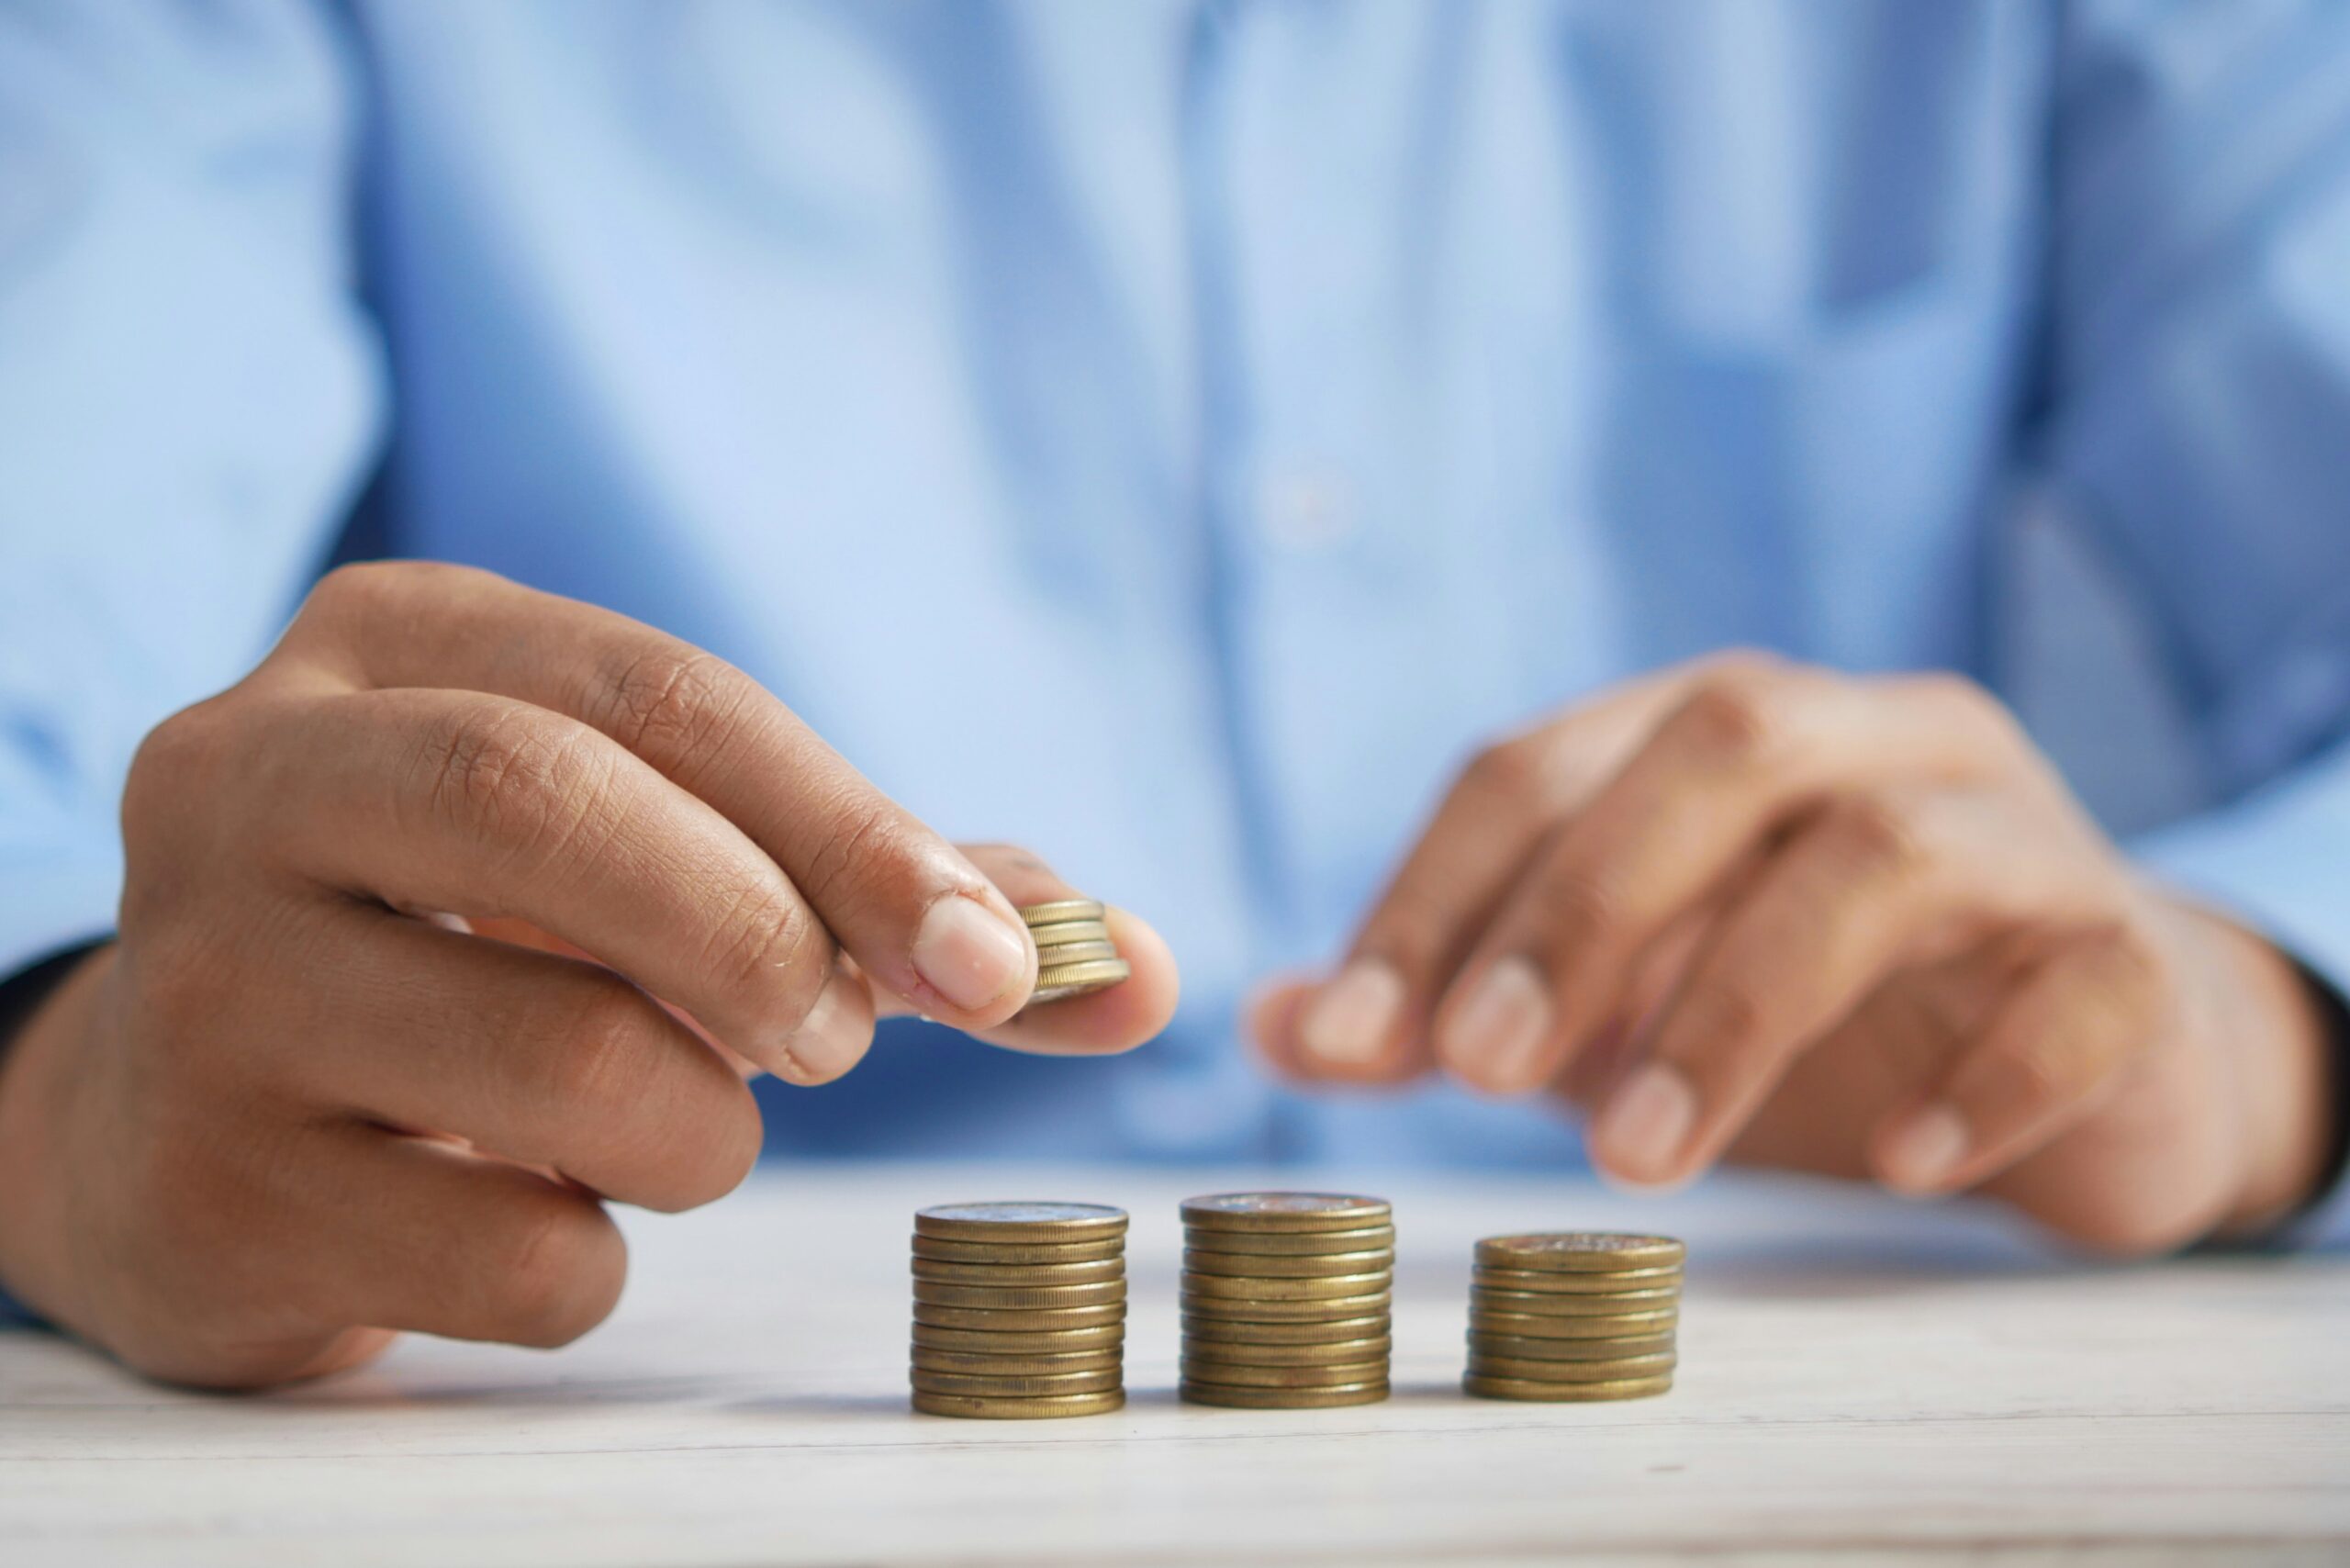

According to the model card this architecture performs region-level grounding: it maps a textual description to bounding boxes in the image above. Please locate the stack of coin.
[910,1203,1128,1418]
[1178,1193,1394,1409]
[1018,900,1130,1006]
[1462,1232,1684,1402]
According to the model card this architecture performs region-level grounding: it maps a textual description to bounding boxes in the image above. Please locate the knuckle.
[793,793,913,910]
[1361,878,1456,967]
[545,980,664,1122]
[498,1202,624,1349]
[593,648,758,778]
[1666,672,1787,771]
[698,882,830,1021]
[1684,979,1771,1054]
[1457,737,1550,805]
[418,707,612,869]
[1527,863,1631,949]
[1915,671,2030,755]
[1819,791,1930,879]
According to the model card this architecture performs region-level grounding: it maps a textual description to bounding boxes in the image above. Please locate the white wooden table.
[3,1164,2344,1565]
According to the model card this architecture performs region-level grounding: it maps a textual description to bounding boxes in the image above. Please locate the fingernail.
[1299,959,1404,1066]
[777,963,871,1085]
[1442,957,1553,1088]
[1594,1062,1696,1178]
[1880,1103,1969,1193]
[912,894,1029,1012]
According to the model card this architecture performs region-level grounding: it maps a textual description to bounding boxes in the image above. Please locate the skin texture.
[1254,653,2337,1257]
[0,564,1178,1389]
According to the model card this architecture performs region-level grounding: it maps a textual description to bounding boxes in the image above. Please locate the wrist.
[0,944,116,1332]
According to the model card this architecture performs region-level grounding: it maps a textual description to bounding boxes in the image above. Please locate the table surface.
[3,1163,2345,1566]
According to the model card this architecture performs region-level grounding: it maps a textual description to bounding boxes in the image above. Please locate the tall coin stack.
[1018,899,1131,1006]
[910,1203,1128,1418]
[1462,1232,1683,1402]
[1179,1193,1394,1409]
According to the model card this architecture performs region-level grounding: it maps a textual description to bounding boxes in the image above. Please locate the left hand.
[1252,654,2336,1255]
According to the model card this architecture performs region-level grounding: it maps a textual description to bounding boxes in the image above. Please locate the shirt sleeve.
[0,0,384,988]
[2042,2,2350,1244]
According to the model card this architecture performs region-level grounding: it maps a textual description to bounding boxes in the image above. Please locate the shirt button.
[1259,469,1356,554]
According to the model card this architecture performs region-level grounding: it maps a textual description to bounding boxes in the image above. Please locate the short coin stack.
[910,1203,1128,1418]
[1179,1193,1394,1409]
[1018,899,1130,1006]
[1463,1232,1684,1402]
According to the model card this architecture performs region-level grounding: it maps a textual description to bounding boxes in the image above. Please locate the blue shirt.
[6,2,2350,1230]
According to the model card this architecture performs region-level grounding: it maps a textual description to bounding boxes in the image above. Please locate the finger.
[1870,928,2164,1196]
[282,563,1036,1027]
[1282,667,1697,1081]
[1586,788,2120,1187]
[284,906,771,1209]
[260,685,847,1077]
[870,844,1178,1057]
[1435,664,2020,1095]
[302,1133,628,1350]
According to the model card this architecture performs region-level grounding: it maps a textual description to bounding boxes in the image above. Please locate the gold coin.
[912,1388,1125,1420]
[913,1302,1126,1332]
[1472,1264,1682,1294]
[1470,1286,1679,1316]
[1179,1381,1388,1409]
[912,1234,1126,1265]
[1474,1233,1685,1272]
[1180,1314,1390,1346]
[1178,1359,1387,1389]
[911,1367,1123,1397]
[1465,1351,1677,1382]
[1181,1270,1390,1302]
[912,1347,1124,1377]
[914,1202,1128,1244]
[1018,900,1105,928]
[1178,1225,1395,1257]
[1029,957,1132,1003]
[912,1322,1125,1354]
[1466,1331,1676,1361]
[1181,1193,1393,1234]
[912,1256,1125,1286]
[1468,1308,1676,1339]
[1022,937,1118,966]
[1462,1372,1673,1402]
[1179,1336,1393,1369]
[1180,1290,1392,1322]
[1182,1248,1394,1279]
[913,1278,1127,1310]
[1026,920,1113,949]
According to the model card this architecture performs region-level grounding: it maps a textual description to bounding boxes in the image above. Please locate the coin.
[1030,957,1132,1004]
[911,1367,1123,1397]
[1472,1264,1683,1294]
[1462,1372,1673,1402]
[914,1203,1128,1244]
[912,1256,1126,1286]
[1176,1225,1396,1257]
[1181,1271,1390,1302]
[1470,1286,1679,1316]
[1466,1331,1676,1361]
[1021,938,1119,967]
[912,1234,1127,1265]
[1467,1308,1676,1339]
[1180,1289,1392,1322]
[1464,1351,1677,1382]
[1181,1193,1393,1233]
[912,1389,1125,1420]
[1177,1359,1388,1389]
[1179,1336,1392,1369]
[913,1278,1127,1310]
[1180,1314,1390,1346]
[913,1302,1126,1332]
[1179,1381,1388,1409]
[912,1322,1126,1354]
[1182,1248,1395,1279]
[1474,1233,1685,1271]
[1026,921,1113,949]
[912,1347,1125,1377]
[1018,900,1105,927]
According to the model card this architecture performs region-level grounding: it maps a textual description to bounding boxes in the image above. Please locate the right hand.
[0,563,1177,1387]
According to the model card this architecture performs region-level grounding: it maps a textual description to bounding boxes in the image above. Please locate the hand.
[0,563,1177,1387]
[1253,654,2335,1255]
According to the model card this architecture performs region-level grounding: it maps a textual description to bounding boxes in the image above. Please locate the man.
[2,1,2345,1388]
